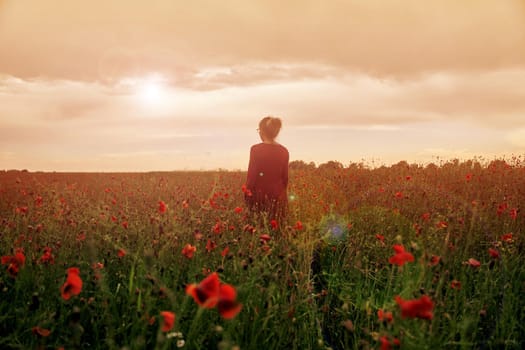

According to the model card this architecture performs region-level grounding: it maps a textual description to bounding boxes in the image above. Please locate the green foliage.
[0,161,524,349]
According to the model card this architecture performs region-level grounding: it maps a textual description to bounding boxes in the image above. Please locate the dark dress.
[245,143,289,221]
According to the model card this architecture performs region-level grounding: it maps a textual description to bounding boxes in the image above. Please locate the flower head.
[466,258,481,268]
[450,280,461,290]
[1,249,26,277]
[32,326,51,337]
[160,311,176,332]
[429,255,441,267]
[294,221,304,230]
[39,247,55,265]
[186,272,242,319]
[217,284,243,319]
[60,267,83,300]
[117,248,126,258]
[186,272,220,308]
[182,244,197,259]
[388,244,414,266]
[377,309,393,323]
[488,248,500,259]
[394,295,434,320]
[158,200,167,214]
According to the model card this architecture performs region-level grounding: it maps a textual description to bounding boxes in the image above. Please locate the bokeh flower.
[160,311,176,332]
[186,272,220,308]
[394,295,434,320]
[60,267,83,300]
[388,245,414,266]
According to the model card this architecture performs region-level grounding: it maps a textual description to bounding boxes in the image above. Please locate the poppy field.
[0,158,524,349]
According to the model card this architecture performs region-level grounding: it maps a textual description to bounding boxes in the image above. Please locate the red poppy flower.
[182,244,197,259]
[500,233,513,242]
[375,234,385,244]
[243,224,256,234]
[450,280,461,290]
[294,221,304,230]
[117,248,126,258]
[32,326,51,337]
[212,222,223,234]
[234,206,243,214]
[488,248,500,259]
[92,262,104,270]
[377,309,393,323]
[394,295,434,320]
[497,202,507,216]
[186,272,220,308]
[270,220,279,230]
[76,232,86,241]
[1,250,26,277]
[158,200,167,214]
[379,335,399,350]
[15,206,28,215]
[259,234,271,243]
[160,311,175,332]
[388,245,414,266]
[466,258,481,268]
[221,246,230,257]
[379,336,391,350]
[60,267,83,300]
[436,221,448,229]
[39,247,55,265]
[217,284,243,319]
[509,208,518,220]
[429,255,441,267]
[14,250,26,264]
[206,239,217,252]
[241,184,252,197]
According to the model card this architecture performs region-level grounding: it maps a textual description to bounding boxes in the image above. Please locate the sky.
[1,0,525,171]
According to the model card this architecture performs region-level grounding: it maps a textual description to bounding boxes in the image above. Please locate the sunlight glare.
[135,74,168,109]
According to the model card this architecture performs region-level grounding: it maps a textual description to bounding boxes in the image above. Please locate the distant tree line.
[289,158,521,171]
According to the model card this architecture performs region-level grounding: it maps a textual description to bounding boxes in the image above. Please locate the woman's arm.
[282,149,289,188]
[246,146,257,191]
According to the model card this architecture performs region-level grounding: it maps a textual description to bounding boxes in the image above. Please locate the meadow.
[0,158,524,350]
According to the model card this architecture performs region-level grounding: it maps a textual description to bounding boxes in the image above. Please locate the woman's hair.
[259,116,282,141]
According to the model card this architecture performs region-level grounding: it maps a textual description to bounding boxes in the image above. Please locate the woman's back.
[247,143,289,200]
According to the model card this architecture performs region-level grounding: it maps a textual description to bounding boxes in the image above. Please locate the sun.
[135,74,168,108]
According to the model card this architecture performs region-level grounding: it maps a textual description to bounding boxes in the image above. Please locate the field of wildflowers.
[0,158,524,349]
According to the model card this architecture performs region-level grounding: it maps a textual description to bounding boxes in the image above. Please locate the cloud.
[187,63,341,90]
[0,0,524,82]
[2,66,525,132]
[506,128,525,148]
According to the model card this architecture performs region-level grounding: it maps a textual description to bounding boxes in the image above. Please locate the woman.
[245,116,289,222]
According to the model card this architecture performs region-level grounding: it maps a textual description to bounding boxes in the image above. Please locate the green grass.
[0,161,524,349]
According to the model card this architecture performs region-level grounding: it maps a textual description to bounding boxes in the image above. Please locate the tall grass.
[0,159,523,349]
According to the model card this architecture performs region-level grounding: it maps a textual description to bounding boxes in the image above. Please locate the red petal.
[218,299,242,319]
[219,284,237,301]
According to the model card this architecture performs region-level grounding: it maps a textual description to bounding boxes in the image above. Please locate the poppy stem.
[186,305,206,345]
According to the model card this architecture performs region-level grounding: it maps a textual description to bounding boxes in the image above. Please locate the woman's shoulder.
[274,143,289,154]
[251,143,288,154]
[250,143,263,151]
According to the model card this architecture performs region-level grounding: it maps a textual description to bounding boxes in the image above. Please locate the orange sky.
[1,0,525,171]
